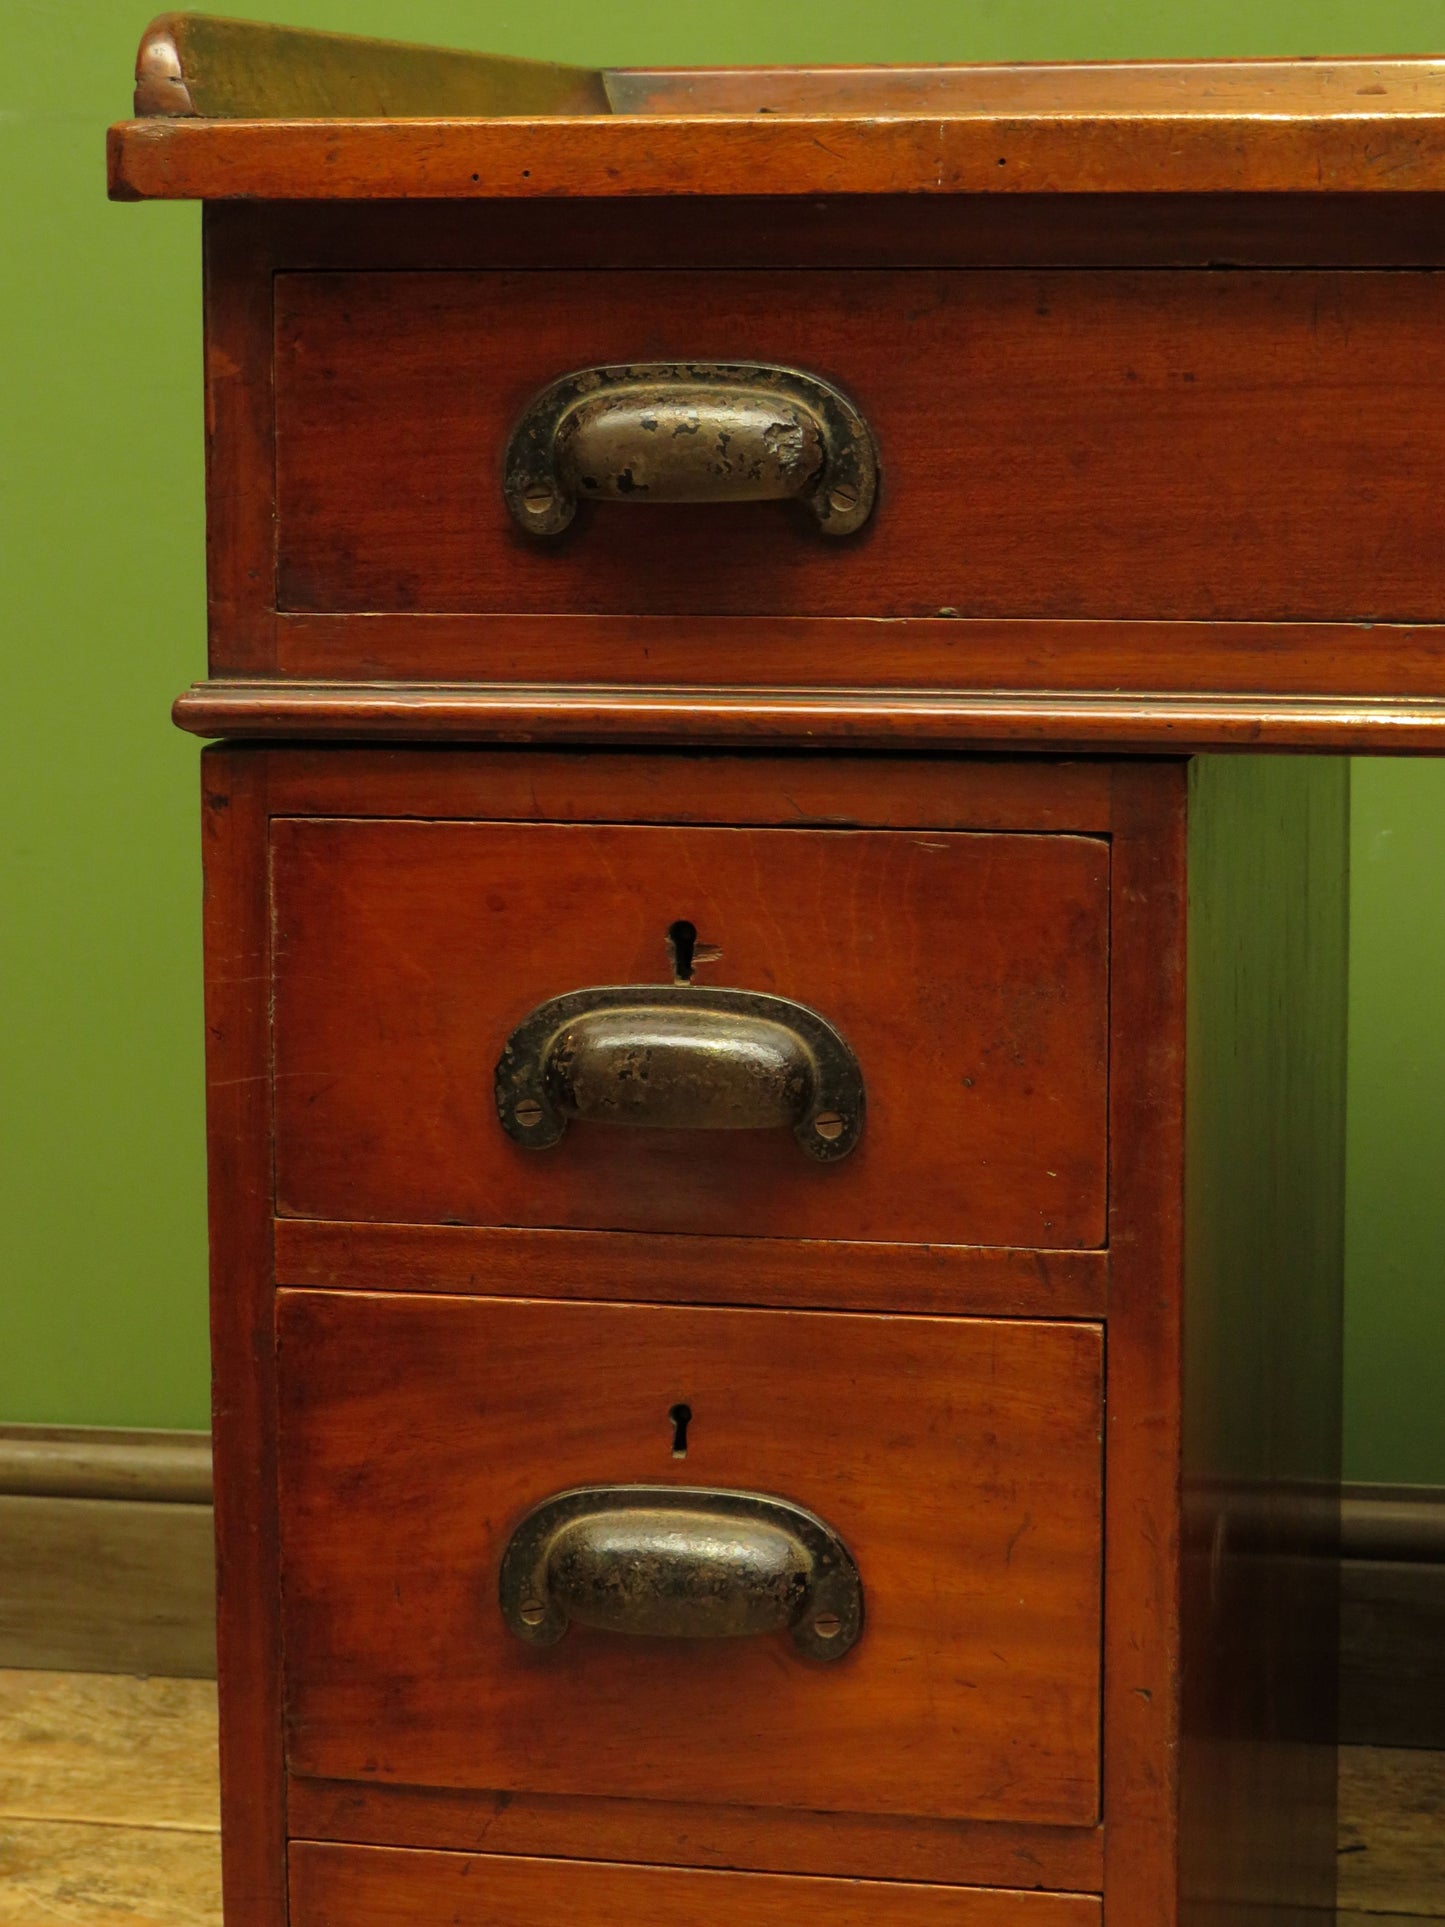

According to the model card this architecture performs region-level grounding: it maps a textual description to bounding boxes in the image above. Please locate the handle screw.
[827,482,859,515]
[513,1097,544,1128]
[523,483,556,516]
[814,1111,845,1142]
[813,1611,842,1639]
[519,1598,546,1627]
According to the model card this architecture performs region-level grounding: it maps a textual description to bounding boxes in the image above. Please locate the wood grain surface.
[203,209,277,674]
[288,1844,1102,1927]
[270,818,1109,1246]
[276,1292,1104,1828]
[134,14,604,120]
[261,745,1118,834]
[0,1670,221,1927]
[172,677,1445,754]
[1095,763,1188,1924]
[211,191,1445,276]
[286,1777,1104,1892]
[271,613,1445,699]
[198,750,286,1927]
[0,1672,218,1830]
[272,1219,1108,1319]
[0,1821,221,1927]
[0,1496,215,1678]
[107,109,1445,203]
[274,269,1445,626]
[1338,1746,1445,1918]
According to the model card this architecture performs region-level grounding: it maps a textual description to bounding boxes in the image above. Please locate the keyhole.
[668,1402,693,1458]
[666,919,722,983]
[667,920,697,983]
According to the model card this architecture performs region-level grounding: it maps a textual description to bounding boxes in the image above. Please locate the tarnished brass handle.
[503,362,878,537]
[494,984,864,1162]
[499,1485,864,1662]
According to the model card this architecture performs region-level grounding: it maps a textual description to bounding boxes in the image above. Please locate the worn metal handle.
[499,1485,864,1662]
[494,984,864,1162]
[503,362,878,537]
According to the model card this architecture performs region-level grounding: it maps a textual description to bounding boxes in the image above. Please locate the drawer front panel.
[277,1293,1104,1828]
[270,818,1109,1247]
[289,1844,1102,1927]
[276,268,1445,623]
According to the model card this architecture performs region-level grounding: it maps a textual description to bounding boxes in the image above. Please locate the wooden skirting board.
[1341,1483,1445,1750]
[0,1427,1438,1735]
[0,1426,215,1678]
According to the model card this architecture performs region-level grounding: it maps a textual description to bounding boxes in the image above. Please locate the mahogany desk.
[111,18,1445,1923]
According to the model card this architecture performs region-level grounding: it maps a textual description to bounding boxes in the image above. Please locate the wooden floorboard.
[1338,1916,1438,1925]
[1339,1745,1445,1919]
[0,1671,218,1831]
[0,1671,219,1926]
[0,1818,221,1926]
[0,1671,1439,1921]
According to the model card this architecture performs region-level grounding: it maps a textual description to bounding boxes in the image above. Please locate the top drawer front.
[275,268,1445,623]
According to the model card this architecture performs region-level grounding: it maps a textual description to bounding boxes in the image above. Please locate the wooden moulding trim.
[272,1221,1109,1320]
[173,679,1445,753]
[1341,1483,1445,1562]
[0,1423,213,1504]
[107,113,1445,203]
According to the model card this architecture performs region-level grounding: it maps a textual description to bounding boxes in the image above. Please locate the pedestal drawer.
[270,815,1109,1248]
[277,1291,1104,1831]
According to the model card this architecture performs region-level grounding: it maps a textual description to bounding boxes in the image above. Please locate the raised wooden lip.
[173,677,1445,753]
[127,20,1445,123]
[111,23,1445,200]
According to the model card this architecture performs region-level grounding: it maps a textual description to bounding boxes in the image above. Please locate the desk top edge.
[171,678,1445,755]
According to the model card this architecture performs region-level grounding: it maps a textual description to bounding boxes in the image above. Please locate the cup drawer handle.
[502,361,878,537]
[493,983,864,1162]
[499,1484,864,1662]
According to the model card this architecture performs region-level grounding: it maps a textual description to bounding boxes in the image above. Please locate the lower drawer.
[288,1844,1102,1927]
[277,1291,1104,1830]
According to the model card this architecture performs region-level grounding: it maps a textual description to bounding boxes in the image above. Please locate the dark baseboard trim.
[0,1423,212,1503]
[0,1425,216,1678]
[1341,1482,1445,1564]
[1340,1483,1443,1751]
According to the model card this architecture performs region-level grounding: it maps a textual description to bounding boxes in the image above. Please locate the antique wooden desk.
[111,18,1445,1924]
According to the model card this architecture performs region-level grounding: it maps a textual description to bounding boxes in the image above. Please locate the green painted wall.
[4,0,1443,1480]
